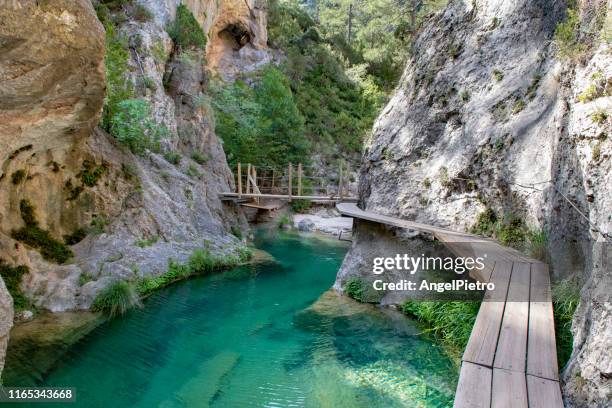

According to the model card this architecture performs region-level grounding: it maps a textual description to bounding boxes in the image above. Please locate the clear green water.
[5,230,458,407]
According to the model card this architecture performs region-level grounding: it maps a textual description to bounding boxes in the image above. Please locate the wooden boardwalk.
[336,203,563,408]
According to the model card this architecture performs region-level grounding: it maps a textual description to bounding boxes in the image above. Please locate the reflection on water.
[4,230,458,407]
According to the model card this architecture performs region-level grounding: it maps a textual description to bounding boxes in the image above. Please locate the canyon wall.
[336,0,611,406]
[0,0,268,378]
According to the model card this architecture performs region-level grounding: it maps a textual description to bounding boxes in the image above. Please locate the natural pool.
[4,229,458,407]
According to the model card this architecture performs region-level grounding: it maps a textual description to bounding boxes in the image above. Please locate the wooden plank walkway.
[336,203,562,408]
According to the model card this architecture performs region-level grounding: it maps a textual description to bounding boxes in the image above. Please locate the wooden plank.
[491,368,527,408]
[494,263,530,373]
[463,262,512,367]
[527,263,559,381]
[220,193,359,201]
[454,361,492,408]
[240,202,280,210]
[526,375,563,408]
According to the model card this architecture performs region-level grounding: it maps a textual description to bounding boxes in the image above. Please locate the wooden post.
[297,163,302,197]
[338,161,344,199]
[288,162,292,201]
[237,162,242,198]
[271,169,275,190]
[253,166,258,204]
[246,163,251,194]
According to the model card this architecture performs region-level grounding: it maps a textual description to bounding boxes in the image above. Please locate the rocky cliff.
[336,0,611,406]
[0,0,266,378]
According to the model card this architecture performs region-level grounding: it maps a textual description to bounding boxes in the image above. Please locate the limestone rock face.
[0,277,13,379]
[0,0,105,235]
[0,0,254,314]
[144,0,270,80]
[336,0,611,405]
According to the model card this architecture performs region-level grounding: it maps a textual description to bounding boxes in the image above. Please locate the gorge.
[0,1,610,407]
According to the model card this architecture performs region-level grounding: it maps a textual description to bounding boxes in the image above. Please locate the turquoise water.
[5,230,458,407]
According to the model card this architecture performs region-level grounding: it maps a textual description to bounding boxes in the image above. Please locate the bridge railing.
[234,162,354,200]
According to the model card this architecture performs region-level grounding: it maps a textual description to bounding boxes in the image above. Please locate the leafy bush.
[492,69,504,81]
[552,276,581,369]
[343,277,383,303]
[470,208,497,237]
[110,99,168,154]
[0,259,30,310]
[591,108,608,123]
[277,213,293,229]
[163,151,182,165]
[80,160,106,187]
[92,280,142,317]
[167,4,206,49]
[290,200,311,213]
[402,301,481,353]
[64,228,88,245]
[135,236,159,248]
[554,8,587,60]
[11,200,73,264]
[191,151,208,165]
[100,21,134,131]
[527,228,549,261]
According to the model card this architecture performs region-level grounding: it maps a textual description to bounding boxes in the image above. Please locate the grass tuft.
[92,280,142,318]
[401,300,481,354]
[552,276,581,369]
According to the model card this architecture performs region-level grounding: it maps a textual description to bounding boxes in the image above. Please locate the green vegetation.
[163,151,182,165]
[552,276,581,369]
[438,166,451,188]
[79,272,93,286]
[135,236,159,248]
[211,67,309,168]
[11,170,26,185]
[64,228,88,246]
[471,208,549,253]
[90,215,111,235]
[401,301,481,353]
[92,280,142,318]
[290,200,311,213]
[492,69,504,81]
[167,4,206,49]
[0,259,30,310]
[591,108,608,123]
[185,164,202,178]
[277,213,293,229]
[191,151,208,165]
[80,160,106,187]
[110,99,168,154]
[99,20,134,132]
[592,141,601,161]
[554,9,585,59]
[578,84,599,103]
[11,200,73,264]
[343,277,383,303]
[512,99,526,114]
[137,247,253,297]
[121,163,138,180]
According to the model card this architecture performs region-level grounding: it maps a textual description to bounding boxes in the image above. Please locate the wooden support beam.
[246,163,252,194]
[237,162,242,198]
[271,169,275,189]
[338,161,344,199]
[252,166,258,204]
[298,163,302,196]
[288,162,292,201]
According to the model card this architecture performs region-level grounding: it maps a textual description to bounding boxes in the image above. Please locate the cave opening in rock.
[218,24,252,51]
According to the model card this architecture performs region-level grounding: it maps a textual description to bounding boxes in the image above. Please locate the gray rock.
[297,218,315,232]
[336,1,611,406]
[0,277,13,379]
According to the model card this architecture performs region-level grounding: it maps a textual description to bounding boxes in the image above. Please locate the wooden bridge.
[336,203,563,408]
[220,162,358,207]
